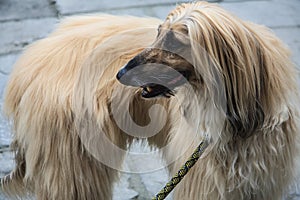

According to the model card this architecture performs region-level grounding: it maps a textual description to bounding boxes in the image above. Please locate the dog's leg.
[2,101,128,200]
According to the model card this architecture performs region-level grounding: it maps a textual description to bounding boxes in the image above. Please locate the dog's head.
[117,2,295,138]
[116,2,223,100]
[116,22,195,98]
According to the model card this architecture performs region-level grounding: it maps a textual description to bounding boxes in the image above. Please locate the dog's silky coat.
[1,2,299,200]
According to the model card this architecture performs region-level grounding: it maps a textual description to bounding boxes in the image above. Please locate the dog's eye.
[182,25,189,35]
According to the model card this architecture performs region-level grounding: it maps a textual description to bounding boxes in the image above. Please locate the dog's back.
[1,15,161,199]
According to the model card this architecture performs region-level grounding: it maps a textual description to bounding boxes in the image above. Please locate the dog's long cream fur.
[1,1,299,200]
[1,15,169,199]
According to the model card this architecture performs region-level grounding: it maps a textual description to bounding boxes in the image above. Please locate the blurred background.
[0,0,299,199]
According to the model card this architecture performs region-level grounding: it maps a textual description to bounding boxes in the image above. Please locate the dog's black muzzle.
[116,48,190,98]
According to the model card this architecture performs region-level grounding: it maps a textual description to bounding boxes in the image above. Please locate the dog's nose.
[116,67,132,86]
[116,65,137,86]
[117,57,141,86]
[116,57,138,82]
[116,67,127,80]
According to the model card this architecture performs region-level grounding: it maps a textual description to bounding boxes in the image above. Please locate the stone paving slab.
[0,53,19,75]
[0,101,11,147]
[220,0,300,28]
[0,74,8,102]
[273,27,300,67]
[0,18,57,55]
[0,151,14,175]
[113,173,139,200]
[138,169,172,200]
[222,0,266,1]
[55,0,196,15]
[95,4,176,20]
[0,0,57,22]
[55,0,271,15]
[124,143,171,199]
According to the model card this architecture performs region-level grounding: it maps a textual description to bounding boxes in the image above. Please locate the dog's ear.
[184,6,295,139]
[224,88,265,139]
[218,35,266,139]
[189,37,266,139]
[188,26,267,139]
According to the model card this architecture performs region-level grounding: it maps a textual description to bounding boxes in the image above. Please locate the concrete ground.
[0,0,300,199]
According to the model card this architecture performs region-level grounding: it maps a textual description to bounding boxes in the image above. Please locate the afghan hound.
[1,1,299,200]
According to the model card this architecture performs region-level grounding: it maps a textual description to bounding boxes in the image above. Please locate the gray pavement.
[0,0,300,199]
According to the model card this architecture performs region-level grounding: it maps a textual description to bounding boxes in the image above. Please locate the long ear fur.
[179,2,298,138]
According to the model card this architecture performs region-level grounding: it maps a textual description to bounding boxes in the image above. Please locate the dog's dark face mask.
[116,25,195,98]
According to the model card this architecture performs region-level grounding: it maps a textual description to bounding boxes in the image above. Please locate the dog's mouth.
[141,84,172,98]
[117,64,189,98]
[139,71,188,98]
